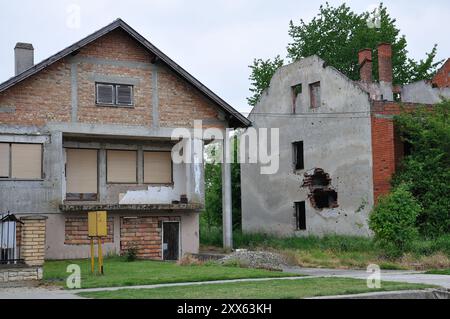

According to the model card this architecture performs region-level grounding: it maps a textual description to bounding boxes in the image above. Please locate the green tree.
[248,2,442,107]
[392,99,450,236]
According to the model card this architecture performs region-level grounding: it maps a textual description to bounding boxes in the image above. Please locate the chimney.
[15,43,34,75]
[358,48,372,83]
[378,43,392,83]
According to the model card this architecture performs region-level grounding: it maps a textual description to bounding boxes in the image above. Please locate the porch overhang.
[59,203,203,212]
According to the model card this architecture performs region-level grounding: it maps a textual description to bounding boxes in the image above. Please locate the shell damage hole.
[302,168,339,210]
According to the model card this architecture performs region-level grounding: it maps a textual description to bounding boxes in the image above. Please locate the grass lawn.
[201,230,450,270]
[426,269,450,275]
[78,277,433,299]
[44,257,297,289]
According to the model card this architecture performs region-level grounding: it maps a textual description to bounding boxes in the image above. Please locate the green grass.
[201,228,450,270]
[425,269,450,275]
[78,277,432,299]
[44,257,297,289]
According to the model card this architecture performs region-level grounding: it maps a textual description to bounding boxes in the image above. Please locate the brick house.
[241,44,449,237]
[0,19,249,262]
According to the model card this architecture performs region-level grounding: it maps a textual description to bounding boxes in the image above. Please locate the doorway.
[162,222,180,261]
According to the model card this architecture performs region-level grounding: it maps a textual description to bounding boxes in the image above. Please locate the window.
[96,83,133,106]
[107,150,137,183]
[309,81,321,108]
[293,141,304,171]
[144,151,173,184]
[291,84,302,113]
[0,143,42,179]
[295,201,306,230]
[66,149,98,201]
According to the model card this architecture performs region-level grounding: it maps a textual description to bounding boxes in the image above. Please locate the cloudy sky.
[0,0,448,114]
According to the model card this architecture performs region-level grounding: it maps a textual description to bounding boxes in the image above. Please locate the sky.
[0,0,448,115]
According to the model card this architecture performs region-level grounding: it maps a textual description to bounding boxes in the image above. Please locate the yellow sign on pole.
[88,211,107,275]
[88,211,107,237]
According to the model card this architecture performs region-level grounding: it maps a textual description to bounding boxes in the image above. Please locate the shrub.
[124,244,138,262]
[369,184,422,257]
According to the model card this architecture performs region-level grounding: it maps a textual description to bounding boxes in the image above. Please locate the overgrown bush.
[369,184,422,257]
[393,100,450,236]
[124,244,138,262]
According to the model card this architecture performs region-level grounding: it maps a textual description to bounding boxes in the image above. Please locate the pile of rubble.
[218,249,289,271]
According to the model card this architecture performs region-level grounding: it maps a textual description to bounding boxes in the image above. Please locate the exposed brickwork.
[120,216,180,260]
[158,64,220,128]
[432,58,450,88]
[0,28,222,128]
[20,216,47,266]
[358,48,372,83]
[371,101,427,202]
[0,266,43,283]
[378,43,392,83]
[64,216,114,245]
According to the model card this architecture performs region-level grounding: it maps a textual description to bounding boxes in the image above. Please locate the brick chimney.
[358,48,372,83]
[15,43,34,76]
[378,43,392,83]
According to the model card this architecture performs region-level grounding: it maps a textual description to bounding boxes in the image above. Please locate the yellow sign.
[88,211,107,237]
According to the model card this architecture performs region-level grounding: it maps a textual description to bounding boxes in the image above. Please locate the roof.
[0,19,250,127]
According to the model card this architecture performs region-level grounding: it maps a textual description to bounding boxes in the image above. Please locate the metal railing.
[0,213,24,265]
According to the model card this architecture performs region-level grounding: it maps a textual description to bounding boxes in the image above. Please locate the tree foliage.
[369,184,422,256]
[248,2,442,106]
[392,100,450,236]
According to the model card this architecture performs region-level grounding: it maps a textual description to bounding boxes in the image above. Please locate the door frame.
[161,221,181,261]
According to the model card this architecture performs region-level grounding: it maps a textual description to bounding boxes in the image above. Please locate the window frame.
[0,142,44,181]
[106,149,138,184]
[95,83,134,107]
[291,83,302,114]
[292,141,304,171]
[143,150,174,185]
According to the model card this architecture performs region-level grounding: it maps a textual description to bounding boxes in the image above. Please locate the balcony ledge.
[59,203,203,212]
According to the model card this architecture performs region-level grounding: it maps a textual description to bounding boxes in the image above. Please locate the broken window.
[295,201,306,230]
[291,84,302,113]
[107,150,137,184]
[0,143,42,180]
[309,81,321,108]
[302,168,338,210]
[293,141,304,171]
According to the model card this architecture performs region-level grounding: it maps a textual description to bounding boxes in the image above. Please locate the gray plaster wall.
[241,56,374,237]
[402,80,450,104]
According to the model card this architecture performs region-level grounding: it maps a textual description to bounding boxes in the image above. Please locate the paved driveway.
[0,286,82,299]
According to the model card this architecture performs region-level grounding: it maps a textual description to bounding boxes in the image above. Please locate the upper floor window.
[107,150,137,184]
[291,83,302,113]
[144,151,173,184]
[96,83,134,106]
[309,81,321,108]
[0,143,42,180]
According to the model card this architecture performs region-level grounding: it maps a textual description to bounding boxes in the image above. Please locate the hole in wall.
[302,168,339,210]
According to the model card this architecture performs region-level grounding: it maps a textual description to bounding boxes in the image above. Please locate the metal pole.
[222,132,233,250]
[97,237,104,275]
[90,238,95,274]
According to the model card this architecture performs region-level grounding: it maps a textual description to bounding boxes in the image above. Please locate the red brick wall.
[64,216,114,245]
[371,101,423,202]
[432,59,450,88]
[0,28,222,128]
[120,216,180,260]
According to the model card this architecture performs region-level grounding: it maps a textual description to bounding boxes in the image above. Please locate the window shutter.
[97,84,115,104]
[11,144,42,179]
[66,149,98,195]
[144,152,172,184]
[0,143,10,177]
[116,85,133,105]
[107,150,137,183]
